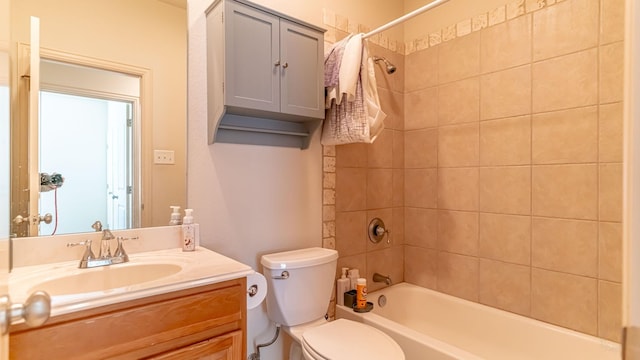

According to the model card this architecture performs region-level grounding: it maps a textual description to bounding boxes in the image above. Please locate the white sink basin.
[30,263,183,296]
[10,247,254,318]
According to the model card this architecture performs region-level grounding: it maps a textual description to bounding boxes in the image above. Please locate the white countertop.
[9,247,253,317]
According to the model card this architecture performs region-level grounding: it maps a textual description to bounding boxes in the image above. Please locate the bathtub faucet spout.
[373,273,392,286]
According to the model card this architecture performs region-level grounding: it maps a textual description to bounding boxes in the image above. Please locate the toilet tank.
[261,247,338,326]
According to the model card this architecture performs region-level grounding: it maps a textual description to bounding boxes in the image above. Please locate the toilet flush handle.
[272,271,289,280]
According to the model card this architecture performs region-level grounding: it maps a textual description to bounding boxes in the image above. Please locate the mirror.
[9,0,187,237]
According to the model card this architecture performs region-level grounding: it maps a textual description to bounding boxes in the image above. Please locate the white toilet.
[261,247,405,360]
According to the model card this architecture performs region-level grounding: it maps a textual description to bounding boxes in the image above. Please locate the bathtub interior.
[337,283,620,360]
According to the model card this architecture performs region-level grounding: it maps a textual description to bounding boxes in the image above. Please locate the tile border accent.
[322,0,568,56]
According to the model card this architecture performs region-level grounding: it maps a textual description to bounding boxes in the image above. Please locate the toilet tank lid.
[261,247,338,270]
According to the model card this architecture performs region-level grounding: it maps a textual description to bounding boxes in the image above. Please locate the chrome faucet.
[67,230,138,269]
[373,273,392,286]
[100,229,115,258]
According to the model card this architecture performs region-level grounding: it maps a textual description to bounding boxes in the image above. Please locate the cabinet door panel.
[149,331,242,360]
[279,19,324,119]
[225,1,279,112]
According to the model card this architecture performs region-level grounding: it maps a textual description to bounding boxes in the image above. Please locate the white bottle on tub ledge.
[182,208,195,251]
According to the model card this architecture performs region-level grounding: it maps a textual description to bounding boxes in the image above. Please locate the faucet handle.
[113,236,138,262]
[67,240,96,267]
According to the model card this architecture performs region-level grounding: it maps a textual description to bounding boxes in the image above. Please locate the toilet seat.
[301,319,405,360]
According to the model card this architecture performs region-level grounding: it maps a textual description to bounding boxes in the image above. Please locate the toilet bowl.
[261,247,404,360]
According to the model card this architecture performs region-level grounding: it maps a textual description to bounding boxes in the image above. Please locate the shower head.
[372,56,397,74]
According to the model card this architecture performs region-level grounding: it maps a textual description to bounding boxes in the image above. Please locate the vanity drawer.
[10,278,246,360]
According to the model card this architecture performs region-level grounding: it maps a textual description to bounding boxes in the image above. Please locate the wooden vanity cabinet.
[9,278,246,360]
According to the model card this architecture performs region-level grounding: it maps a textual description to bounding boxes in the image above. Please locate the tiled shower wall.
[323,0,624,342]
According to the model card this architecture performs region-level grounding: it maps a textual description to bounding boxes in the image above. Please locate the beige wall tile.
[531,268,598,335]
[405,87,438,130]
[438,123,479,167]
[438,77,480,125]
[479,259,531,316]
[405,129,438,168]
[438,167,479,211]
[480,65,531,120]
[599,281,622,342]
[367,169,393,209]
[532,49,598,113]
[393,130,405,169]
[406,47,438,92]
[438,210,479,256]
[532,164,598,220]
[392,169,404,208]
[480,166,531,215]
[404,168,438,209]
[336,143,367,168]
[599,163,623,222]
[480,116,531,166]
[532,217,598,277]
[481,14,532,73]
[367,129,393,169]
[392,207,405,245]
[335,211,367,257]
[599,102,624,163]
[532,106,598,164]
[438,31,480,84]
[600,222,622,282]
[336,168,367,212]
[479,213,531,265]
[600,41,624,104]
[532,0,598,60]
[367,247,404,292]
[437,252,479,301]
[405,207,438,248]
[600,0,625,44]
[405,246,438,289]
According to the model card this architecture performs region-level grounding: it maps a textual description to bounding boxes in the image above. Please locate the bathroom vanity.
[7,235,254,360]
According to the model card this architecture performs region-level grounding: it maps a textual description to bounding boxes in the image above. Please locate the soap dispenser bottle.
[182,209,195,251]
[169,206,182,225]
[336,267,350,306]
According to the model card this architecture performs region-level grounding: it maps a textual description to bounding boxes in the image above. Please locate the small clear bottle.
[182,209,195,251]
[348,268,360,290]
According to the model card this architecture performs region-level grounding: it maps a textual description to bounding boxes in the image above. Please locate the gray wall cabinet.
[206,0,325,149]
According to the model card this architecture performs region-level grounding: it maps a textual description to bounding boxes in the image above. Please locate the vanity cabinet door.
[279,19,324,119]
[9,279,246,360]
[149,330,242,360]
[224,1,280,113]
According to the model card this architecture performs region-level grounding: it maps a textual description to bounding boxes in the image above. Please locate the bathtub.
[336,283,620,360]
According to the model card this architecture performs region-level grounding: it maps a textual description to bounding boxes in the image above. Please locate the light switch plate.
[154,150,175,164]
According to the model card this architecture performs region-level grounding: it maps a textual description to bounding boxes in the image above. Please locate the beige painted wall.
[10,0,187,228]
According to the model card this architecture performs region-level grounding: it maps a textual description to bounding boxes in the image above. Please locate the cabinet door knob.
[0,291,51,335]
[274,60,280,67]
[282,62,289,68]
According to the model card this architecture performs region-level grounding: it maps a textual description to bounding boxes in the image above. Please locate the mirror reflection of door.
[38,59,139,235]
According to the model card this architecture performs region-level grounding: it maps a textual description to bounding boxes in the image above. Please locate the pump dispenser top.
[183,209,194,224]
[169,206,182,225]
